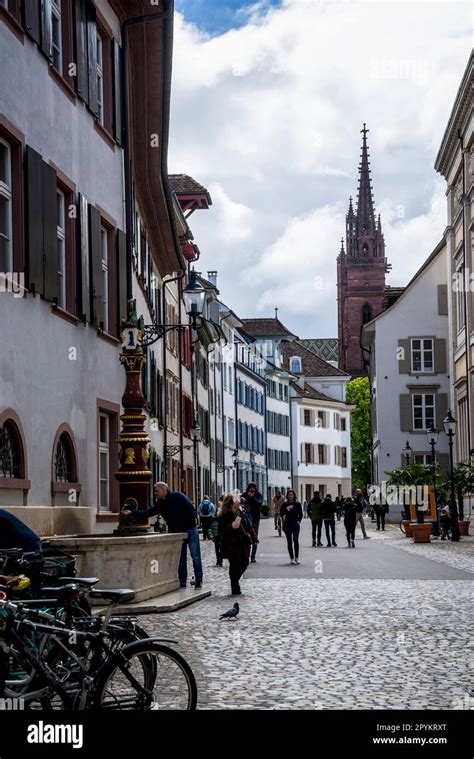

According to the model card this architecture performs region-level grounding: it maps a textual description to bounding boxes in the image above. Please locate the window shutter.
[437,453,449,473]
[434,339,447,374]
[24,0,41,45]
[73,0,88,102]
[77,194,90,322]
[399,394,412,431]
[40,0,53,60]
[398,339,411,373]
[88,204,103,326]
[42,160,58,302]
[86,0,98,116]
[435,393,448,431]
[25,146,44,294]
[116,229,127,330]
[326,445,330,465]
[112,39,123,144]
[437,284,448,316]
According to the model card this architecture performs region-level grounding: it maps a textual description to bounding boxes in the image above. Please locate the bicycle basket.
[40,549,76,579]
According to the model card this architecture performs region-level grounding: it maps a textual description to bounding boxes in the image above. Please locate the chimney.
[207,271,217,288]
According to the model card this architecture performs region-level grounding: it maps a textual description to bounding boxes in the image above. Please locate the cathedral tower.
[337,124,389,375]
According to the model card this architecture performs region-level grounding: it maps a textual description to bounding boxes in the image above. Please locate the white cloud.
[169,0,472,337]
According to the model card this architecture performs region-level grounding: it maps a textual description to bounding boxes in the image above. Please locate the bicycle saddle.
[89,589,135,603]
[40,583,80,600]
[57,577,100,587]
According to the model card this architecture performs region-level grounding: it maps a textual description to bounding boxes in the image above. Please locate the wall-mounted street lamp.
[141,269,207,347]
[165,420,202,458]
[217,449,239,473]
[443,410,460,541]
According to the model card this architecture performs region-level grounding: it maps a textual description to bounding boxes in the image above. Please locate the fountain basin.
[43,532,186,603]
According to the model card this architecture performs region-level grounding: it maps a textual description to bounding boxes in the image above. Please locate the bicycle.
[275,515,282,537]
[0,595,197,710]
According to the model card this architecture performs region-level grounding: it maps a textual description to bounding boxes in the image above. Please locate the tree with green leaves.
[346,377,371,492]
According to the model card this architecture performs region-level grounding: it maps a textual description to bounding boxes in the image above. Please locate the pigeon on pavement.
[219,602,239,620]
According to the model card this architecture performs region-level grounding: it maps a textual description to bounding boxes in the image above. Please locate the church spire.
[356,123,376,235]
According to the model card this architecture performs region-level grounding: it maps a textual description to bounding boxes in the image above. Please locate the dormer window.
[290,356,302,373]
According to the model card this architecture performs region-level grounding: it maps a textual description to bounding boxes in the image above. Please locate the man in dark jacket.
[0,509,42,552]
[122,482,203,589]
[321,494,337,547]
[307,492,323,547]
[243,483,263,563]
[354,489,370,539]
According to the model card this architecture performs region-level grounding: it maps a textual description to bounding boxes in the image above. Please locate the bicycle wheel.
[94,641,197,711]
[399,519,406,534]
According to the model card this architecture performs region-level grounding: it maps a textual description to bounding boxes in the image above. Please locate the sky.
[169,0,473,339]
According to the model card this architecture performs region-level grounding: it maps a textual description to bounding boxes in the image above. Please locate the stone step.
[97,587,211,615]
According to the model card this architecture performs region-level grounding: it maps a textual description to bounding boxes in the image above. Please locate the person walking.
[335,496,343,521]
[243,483,263,563]
[280,490,303,564]
[374,501,388,531]
[209,511,222,566]
[322,494,337,547]
[122,482,203,589]
[218,493,257,595]
[198,495,216,541]
[354,489,370,539]
[343,497,357,548]
[272,490,285,531]
[303,500,308,519]
[307,492,323,547]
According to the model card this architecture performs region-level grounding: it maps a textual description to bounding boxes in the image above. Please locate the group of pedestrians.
[273,488,372,561]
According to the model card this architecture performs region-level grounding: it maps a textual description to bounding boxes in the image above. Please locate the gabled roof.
[169,174,212,205]
[291,382,337,402]
[362,238,446,332]
[282,340,348,377]
[241,317,298,339]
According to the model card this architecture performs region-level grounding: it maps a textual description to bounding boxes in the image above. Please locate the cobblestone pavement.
[144,521,474,710]
[373,524,474,575]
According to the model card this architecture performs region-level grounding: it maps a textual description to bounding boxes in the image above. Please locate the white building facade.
[361,242,450,484]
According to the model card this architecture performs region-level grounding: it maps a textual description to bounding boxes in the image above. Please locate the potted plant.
[441,463,472,536]
[260,503,270,518]
[386,462,436,542]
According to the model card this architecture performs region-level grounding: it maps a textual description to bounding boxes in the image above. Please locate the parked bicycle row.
[0,545,197,711]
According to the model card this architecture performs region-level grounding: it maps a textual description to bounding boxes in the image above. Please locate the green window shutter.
[77,193,90,322]
[42,160,58,302]
[435,393,448,431]
[25,146,44,294]
[24,0,41,45]
[437,285,448,316]
[116,229,127,330]
[86,0,98,116]
[437,453,449,473]
[434,339,447,374]
[88,204,103,326]
[40,0,53,61]
[398,339,411,373]
[399,394,412,431]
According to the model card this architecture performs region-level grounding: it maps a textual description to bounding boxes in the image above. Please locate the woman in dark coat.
[218,493,258,595]
[280,490,303,564]
[343,497,357,548]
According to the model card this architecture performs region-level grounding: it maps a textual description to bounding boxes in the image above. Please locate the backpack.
[200,501,211,516]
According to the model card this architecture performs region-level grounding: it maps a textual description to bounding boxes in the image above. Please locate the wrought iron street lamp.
[443,410,460,542]
[426,424,438,510]
[141,270,206,347]
[402,440,412,465]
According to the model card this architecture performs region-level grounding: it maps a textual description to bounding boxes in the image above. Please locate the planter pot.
[402,520,413,538]
[459,520,470,536]
[411,522,432,543]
